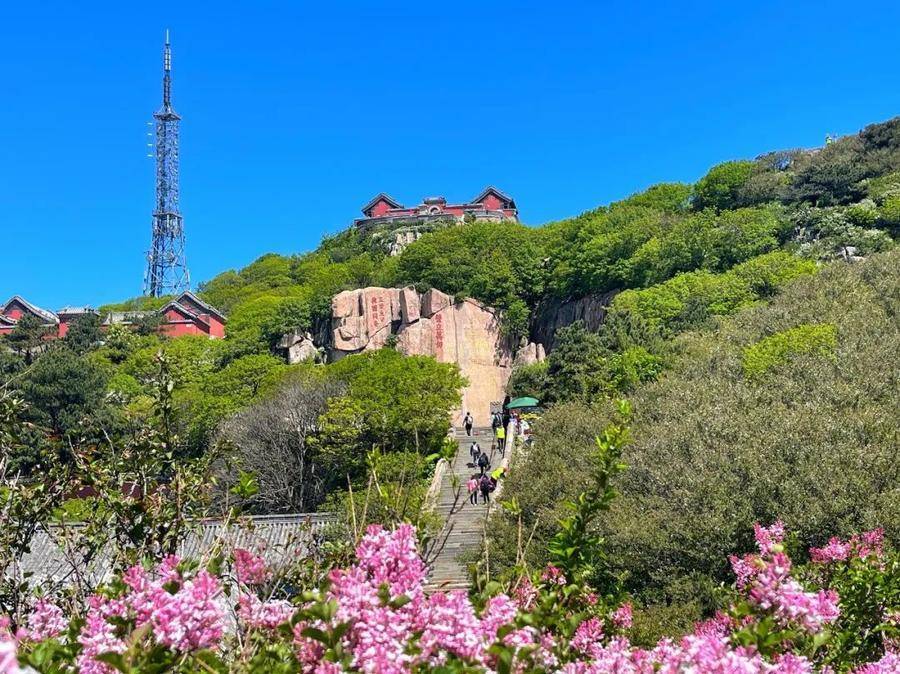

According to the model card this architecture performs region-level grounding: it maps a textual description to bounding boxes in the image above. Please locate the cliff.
[284,287,545,426]
[529,290,618,351]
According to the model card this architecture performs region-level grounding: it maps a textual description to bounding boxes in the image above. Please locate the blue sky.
[4,0,900,308]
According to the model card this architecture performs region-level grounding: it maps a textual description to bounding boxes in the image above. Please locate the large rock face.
[325,287,539,426]
[530,290,619,351]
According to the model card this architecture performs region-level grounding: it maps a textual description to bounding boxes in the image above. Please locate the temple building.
[0,291,225,340]
[355,186,518,231]
[0,296,60,337]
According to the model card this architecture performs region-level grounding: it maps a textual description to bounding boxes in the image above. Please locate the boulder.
[359,288,396,349]
[333,316,367,352]
[277,330,320,364]
[332,290,360,319]
[514,341,546,367]
[396,316,434,356]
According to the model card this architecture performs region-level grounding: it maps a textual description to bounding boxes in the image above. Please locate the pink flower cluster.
[237,594,295,631]
[24,599,66,641]
[732,522,840,632]
[560,633,815,674]
[810,529,885,564]
[853,652,900,674]
[542,564,568,586]
[74,556,224,674]
[8,521,897,674]
[234,547,272,586]
[0,618,19,674]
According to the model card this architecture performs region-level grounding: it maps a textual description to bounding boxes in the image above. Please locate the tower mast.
[144,30,190,297]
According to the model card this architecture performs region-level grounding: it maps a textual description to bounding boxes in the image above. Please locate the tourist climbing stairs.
[424,426,508,593]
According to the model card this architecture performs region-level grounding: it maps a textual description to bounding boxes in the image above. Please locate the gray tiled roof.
[57,306,98,315]
[2,296,59,324]
[12,514,335,589]
[176,291,227,321]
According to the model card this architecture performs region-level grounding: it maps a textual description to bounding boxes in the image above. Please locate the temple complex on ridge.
[355,186,518,231]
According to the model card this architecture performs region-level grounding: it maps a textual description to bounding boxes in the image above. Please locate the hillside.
[6,116,900,514]
[4,115,900,674]
[487,250,899,629]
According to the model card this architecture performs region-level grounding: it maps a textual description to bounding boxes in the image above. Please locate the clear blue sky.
[4,0,900,308]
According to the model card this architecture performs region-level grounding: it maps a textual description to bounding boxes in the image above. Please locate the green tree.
[122,335,225,389]
[507,360,549,400]
[180,353,288,450]
[543,321,609,403]
[63,313,103,355]
[226,295,312,357]
[329,349,465,456]
[5,314,51,362]
[693,160,755,210]
[19,346,108,434]
[391,220,545,328]
[619,182,692,213]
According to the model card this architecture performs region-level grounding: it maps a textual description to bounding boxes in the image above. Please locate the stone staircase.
[424,426,502,593]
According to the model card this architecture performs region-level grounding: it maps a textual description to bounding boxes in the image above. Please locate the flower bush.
[3,522,897,673]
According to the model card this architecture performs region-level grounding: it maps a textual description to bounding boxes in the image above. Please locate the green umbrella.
[506,396,540,409]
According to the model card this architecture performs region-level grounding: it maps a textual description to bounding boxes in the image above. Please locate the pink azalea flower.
[541,564,567,585]
[852,652,900,674]
[76,601,126,674]
[810,537,852,564]
[480,594,518,641]
[754,521,786,555]
[0,621,19,674]
[418,591,483,664]
[513,576,538,610]
[572,617,605,658]
[151,569,224,651]
[693,611,735,638]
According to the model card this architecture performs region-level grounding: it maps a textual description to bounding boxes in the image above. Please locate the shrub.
[507,360,549,399]
[601,254,900,601]
[610,251,816,335]
[742,323,837,378]
[490,252,900,607]
[693,160,755,210]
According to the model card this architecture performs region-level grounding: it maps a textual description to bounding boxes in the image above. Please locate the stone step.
[424,425,513,593]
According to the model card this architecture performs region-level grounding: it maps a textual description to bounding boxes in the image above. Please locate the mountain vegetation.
[488,249,900,638]
[3,116,900,673]
[4,116,900,515]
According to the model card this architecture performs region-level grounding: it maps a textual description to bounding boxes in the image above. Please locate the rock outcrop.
[530,290,619,351]
[325,287,542,426]
[513,341,546,367]
[277,330,319,363]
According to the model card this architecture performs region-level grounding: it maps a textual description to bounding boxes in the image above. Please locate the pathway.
[424,426,505,593]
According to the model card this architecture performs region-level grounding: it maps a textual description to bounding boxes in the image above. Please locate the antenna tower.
[144,30,190,296]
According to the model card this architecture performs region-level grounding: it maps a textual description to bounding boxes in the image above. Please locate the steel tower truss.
[144,32,190,297]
